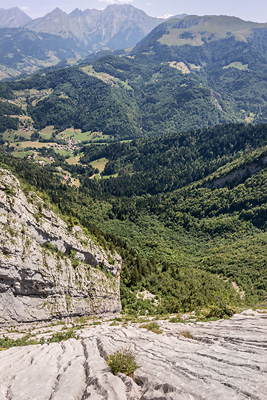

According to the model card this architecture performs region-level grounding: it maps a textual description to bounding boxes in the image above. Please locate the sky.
[1,0,267,23]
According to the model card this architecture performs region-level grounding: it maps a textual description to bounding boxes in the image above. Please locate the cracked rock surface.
[0,310,266,399]
[0,168,122,324]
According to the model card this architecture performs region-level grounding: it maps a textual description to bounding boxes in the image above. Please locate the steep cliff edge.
[0,168,122,324]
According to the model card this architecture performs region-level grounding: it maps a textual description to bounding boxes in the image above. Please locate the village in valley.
[2,101,107,185]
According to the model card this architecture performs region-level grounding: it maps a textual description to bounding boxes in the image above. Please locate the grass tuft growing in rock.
[107,349,138,377]
[179,330,193,339]
[47,328,77,343]
[140,322,162,334]
[0,335,38,350]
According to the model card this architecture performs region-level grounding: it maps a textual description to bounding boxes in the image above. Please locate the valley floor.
[0,310,266,399]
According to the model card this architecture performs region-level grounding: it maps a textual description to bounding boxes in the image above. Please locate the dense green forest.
[80,123,267,196]
[0,100,21,133]
[1,122,266,315]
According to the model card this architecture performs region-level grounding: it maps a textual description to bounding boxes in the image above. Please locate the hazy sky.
[1,0,267,23]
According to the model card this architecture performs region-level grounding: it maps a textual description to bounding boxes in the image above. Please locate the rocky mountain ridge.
[24,5,164,49]
[0,168,121,324]
[134,14,267,53]
[0,7,32,28]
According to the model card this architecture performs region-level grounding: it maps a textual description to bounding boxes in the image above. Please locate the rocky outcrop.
[0,168,122,324]
[0,310,266,399]
[206,153,267,189]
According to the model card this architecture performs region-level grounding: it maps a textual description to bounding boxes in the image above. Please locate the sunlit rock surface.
[0,168,121,324]
[0,310,266,399]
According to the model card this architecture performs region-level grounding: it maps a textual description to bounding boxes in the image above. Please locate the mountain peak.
[49,7,66,16]
[69,8,83,17]
[0,7,32,28]
[106,4,135,9]
[22,4,164,49]
[104,3,158,19]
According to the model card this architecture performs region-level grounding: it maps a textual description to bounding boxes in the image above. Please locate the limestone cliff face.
[0,168,122,324]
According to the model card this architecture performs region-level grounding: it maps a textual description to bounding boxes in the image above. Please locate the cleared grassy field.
[18,132,32,140]
[245,113,255,123]
[3,131,24,142]
[12,91,28,111]
[159,17,257,47]
[81,65,133,91]
[35,156,53,164]
[3,126,32,141]
[19,141,54,149]
[102,173,118,179]
[90,158,108,173]
[189,63,201,71]
[169,61,190,74]
[53,148,73,157]
[29,89,39,95]
[11,150,33,158]
[57,128,111,142]
[65,155,81,165]
[13,91,25,96]
[39,126,55,139]
[223,62,248,71]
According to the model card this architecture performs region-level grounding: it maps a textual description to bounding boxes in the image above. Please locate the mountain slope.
[25,8,84,40]
[0,28,84,80]
[7,15,267,139]
[0,7,32,28]
[75,124,267,310]
[1,14,267,320]
[134,15,267,49]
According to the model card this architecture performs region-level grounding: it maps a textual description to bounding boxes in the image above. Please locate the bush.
[197,305,236,320]
[107,349,138,377]
[204,305,236,319]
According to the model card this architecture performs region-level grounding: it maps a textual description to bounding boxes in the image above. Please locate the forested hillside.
[4,17,267,139]
[1,122,266,315]
[80,123,267,196]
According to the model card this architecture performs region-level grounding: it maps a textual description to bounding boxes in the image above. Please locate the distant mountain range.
[0,5,167,79]
[1,8,267,84]
[24,6,164,49]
